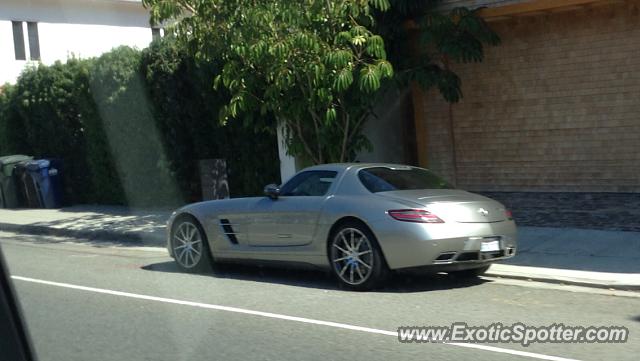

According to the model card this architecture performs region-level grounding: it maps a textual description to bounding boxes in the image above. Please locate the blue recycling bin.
[25,159,63,209]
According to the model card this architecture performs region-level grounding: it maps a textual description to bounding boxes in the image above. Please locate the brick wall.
[420,2,640,192]
[480,192,640,231]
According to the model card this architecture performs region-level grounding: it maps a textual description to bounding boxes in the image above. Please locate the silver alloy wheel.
[331,227,374,285]
[173,222,203,269]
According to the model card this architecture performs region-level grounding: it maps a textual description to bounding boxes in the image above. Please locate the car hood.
[376,189,508,223]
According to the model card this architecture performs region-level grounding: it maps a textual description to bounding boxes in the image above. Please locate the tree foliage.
[0,41,280,206]
[0,60,101,204]
[144,0,394,164]
[140,39,281,200]
[376,0,500,102]
[143,0,500,165]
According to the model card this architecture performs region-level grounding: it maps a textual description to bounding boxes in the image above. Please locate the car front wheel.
[329,222,388,291]
[171,216,212,273]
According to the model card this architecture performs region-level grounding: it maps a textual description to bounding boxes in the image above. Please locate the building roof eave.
[478,0,620,22]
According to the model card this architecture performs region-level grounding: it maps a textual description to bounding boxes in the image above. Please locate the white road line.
[12,275,580,361]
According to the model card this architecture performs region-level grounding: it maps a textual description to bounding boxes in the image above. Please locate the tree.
[376,0,500,102]
[144,0,393,164]
[374,1,500,184]
[143,0,500,165]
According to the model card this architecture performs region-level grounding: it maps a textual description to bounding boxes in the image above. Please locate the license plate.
[480,240,500,252]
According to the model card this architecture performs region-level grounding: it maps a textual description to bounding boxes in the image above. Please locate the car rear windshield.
[358,167,452,193]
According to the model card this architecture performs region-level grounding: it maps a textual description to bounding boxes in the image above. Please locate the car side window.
[280,171,337,197]
[358,170,396,193]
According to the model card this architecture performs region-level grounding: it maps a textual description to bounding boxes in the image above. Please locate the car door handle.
[277,234,292,238]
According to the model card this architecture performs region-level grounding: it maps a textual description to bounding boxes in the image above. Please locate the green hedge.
[140,40,280,203]
[0,40,279,207]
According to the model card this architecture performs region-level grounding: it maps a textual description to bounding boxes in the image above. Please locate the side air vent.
[219,219,238,244]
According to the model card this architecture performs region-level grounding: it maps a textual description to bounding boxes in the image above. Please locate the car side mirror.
[263,184,280,200]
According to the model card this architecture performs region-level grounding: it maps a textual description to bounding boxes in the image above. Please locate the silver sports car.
[167,163,517,290]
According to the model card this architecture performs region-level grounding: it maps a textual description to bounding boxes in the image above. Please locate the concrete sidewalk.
[1,206,639,290]
[0,206,171,245]
[486,226,640,290]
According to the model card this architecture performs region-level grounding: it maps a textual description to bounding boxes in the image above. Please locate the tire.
[170,215,213,273]
[452,265,491,278]
[328,221,388,291]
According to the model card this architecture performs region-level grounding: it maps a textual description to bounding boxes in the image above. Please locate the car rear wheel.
[329,222,388,291]
[452,265,491,278]
[171,216,212,273]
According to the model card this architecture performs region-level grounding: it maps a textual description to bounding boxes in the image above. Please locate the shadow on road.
[0,230,151,249]
[141,261,490,293]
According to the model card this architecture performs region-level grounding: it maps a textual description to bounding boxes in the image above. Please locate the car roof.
[301,163,418,173]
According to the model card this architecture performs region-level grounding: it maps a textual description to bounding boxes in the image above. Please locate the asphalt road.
[0,231,638,361]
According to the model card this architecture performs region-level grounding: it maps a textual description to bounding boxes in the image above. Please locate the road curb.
[0,222,165,247]
[2,222,638,291]
[486,265,640,291]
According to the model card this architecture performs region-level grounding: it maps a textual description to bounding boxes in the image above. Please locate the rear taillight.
[388,209,444,223]
[505,209,513,220]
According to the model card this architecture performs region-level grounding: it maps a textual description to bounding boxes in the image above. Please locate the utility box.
[199,159,230,201]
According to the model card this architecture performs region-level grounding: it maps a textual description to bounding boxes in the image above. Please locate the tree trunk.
[340,111,350,163]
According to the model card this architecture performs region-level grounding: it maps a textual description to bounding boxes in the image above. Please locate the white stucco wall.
[0,0,153,84]
[0,0,150,27]
[277,122,298,184]
[0,21,27,84]
[357,88,413,164]
[38,22,152,62]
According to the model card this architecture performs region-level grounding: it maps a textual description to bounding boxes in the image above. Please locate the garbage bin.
[25,159,63,209]
[0,155,33,208]
[13,161,40,208]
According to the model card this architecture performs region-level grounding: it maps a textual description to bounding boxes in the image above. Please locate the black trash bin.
[0,155,33,208]
[25,159,63,209]
[13,161,40,208]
